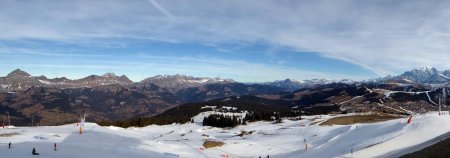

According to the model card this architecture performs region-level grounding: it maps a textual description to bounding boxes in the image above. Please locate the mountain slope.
[0,84,178,126]
[175,82,288,103]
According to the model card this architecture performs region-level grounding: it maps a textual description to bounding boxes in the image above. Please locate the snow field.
[0,112,449,158]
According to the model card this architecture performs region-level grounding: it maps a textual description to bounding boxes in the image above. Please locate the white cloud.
[1,0,449,76]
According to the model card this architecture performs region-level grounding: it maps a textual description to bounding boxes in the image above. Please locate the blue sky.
[1,0,449,82]
[0,39,372,82]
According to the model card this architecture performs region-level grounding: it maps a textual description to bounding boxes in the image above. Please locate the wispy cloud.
[0,47,106,57]
[147,0,176,21]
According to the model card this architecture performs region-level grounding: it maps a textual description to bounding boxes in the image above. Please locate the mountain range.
[139,74,235,92]
[262,66,450,89]
[3,66,450,92]
[0,69,287,125]
[1,66,450,126]
[388,66,450,84]
[0,69,133,91]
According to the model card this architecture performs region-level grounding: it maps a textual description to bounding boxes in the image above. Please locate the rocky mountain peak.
[401,66,440,80]
[411,66,438,74]
[416,66,436,72]
[117,75,133,83]
[6,69,31,78]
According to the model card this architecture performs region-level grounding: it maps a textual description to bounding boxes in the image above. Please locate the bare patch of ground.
[319,114,402,126]
[203,140,225,149]
[0,132,20,137]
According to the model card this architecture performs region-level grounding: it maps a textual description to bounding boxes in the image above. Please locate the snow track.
[426,91,437,105]
[180,140,209,158]
[339,96,363,105]
[399,106,414,114]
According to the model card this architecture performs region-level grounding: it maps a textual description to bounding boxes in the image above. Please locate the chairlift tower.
[79,112,87,134]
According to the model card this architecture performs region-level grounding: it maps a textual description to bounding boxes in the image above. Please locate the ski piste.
[1,112,450,157]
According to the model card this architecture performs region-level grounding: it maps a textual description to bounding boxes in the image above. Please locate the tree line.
[97,96,328,128]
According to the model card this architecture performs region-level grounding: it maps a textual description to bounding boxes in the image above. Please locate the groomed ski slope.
[1,112,449,158]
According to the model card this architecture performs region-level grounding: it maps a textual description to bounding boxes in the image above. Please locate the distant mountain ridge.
[260,78,355,91]
[140,74,235,92]
[0,69,133,91]
[257,66,450,90]
[3,66,450,93]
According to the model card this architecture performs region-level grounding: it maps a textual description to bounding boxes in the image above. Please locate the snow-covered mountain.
[261,78,355,91]
[370,66,450,84]
[139,74,235,92]
[263,66,450,90]
[0,69,133,91]
[260,79,305,91]
[396,66,447,83]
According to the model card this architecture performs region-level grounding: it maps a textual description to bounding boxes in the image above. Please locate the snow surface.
[1,112,450,158]
[38,79,56,85]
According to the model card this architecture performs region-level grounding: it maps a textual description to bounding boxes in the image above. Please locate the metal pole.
[439,97,442,115]
[7,112,10,126]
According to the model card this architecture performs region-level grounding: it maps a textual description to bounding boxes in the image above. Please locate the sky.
[0,0,449,82]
